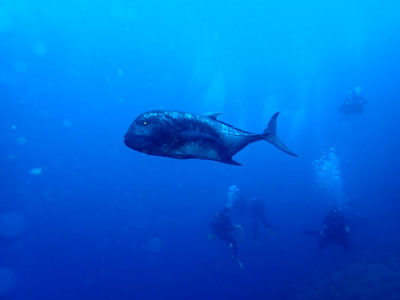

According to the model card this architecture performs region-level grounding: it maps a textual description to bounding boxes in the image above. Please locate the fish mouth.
[124,134,153,150]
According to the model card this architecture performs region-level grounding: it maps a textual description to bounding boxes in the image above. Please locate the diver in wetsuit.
[338,87,367,116]
[250,197,273,240]
[320,208,351,249]
[210,207,244,269]
[305,208,351,249]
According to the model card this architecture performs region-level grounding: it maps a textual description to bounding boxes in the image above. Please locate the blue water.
[1,0,400,299]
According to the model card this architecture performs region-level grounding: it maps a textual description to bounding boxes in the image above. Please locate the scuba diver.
[209,206,244,270]
[250,197,273,240]
[338,86,367,116]
[305,208,351,249]
[224,185,273,240]
[209,185,275,269]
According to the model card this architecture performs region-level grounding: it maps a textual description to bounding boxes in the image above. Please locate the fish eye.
[143,121,147,126]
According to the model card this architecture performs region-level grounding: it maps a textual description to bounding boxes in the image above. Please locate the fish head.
[124,111,170,154]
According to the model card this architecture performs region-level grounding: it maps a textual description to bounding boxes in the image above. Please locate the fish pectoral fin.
[222,157,242,166]
[203,112,223,120]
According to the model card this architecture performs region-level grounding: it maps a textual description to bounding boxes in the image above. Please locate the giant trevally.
[124,111,297,165]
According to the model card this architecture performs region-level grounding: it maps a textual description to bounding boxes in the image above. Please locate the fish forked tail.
[263,112,298,157]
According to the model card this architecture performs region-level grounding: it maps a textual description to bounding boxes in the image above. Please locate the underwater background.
[1,0,400,299]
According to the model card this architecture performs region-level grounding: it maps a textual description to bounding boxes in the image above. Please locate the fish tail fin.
[262,112,298,157]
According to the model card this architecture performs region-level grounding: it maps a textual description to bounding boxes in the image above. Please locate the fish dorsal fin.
[204,112,223,120]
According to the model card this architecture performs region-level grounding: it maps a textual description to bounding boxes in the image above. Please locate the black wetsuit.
[319,210,351,249]
[339,91,367,115]
[210,209,238,257]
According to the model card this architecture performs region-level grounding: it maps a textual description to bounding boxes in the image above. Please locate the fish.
[124,110,297,165]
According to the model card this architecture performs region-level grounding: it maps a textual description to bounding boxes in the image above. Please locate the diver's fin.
[222,157,242,166]
[204,112,223,120]
[235,258,244,271]
[262,112,298,157]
